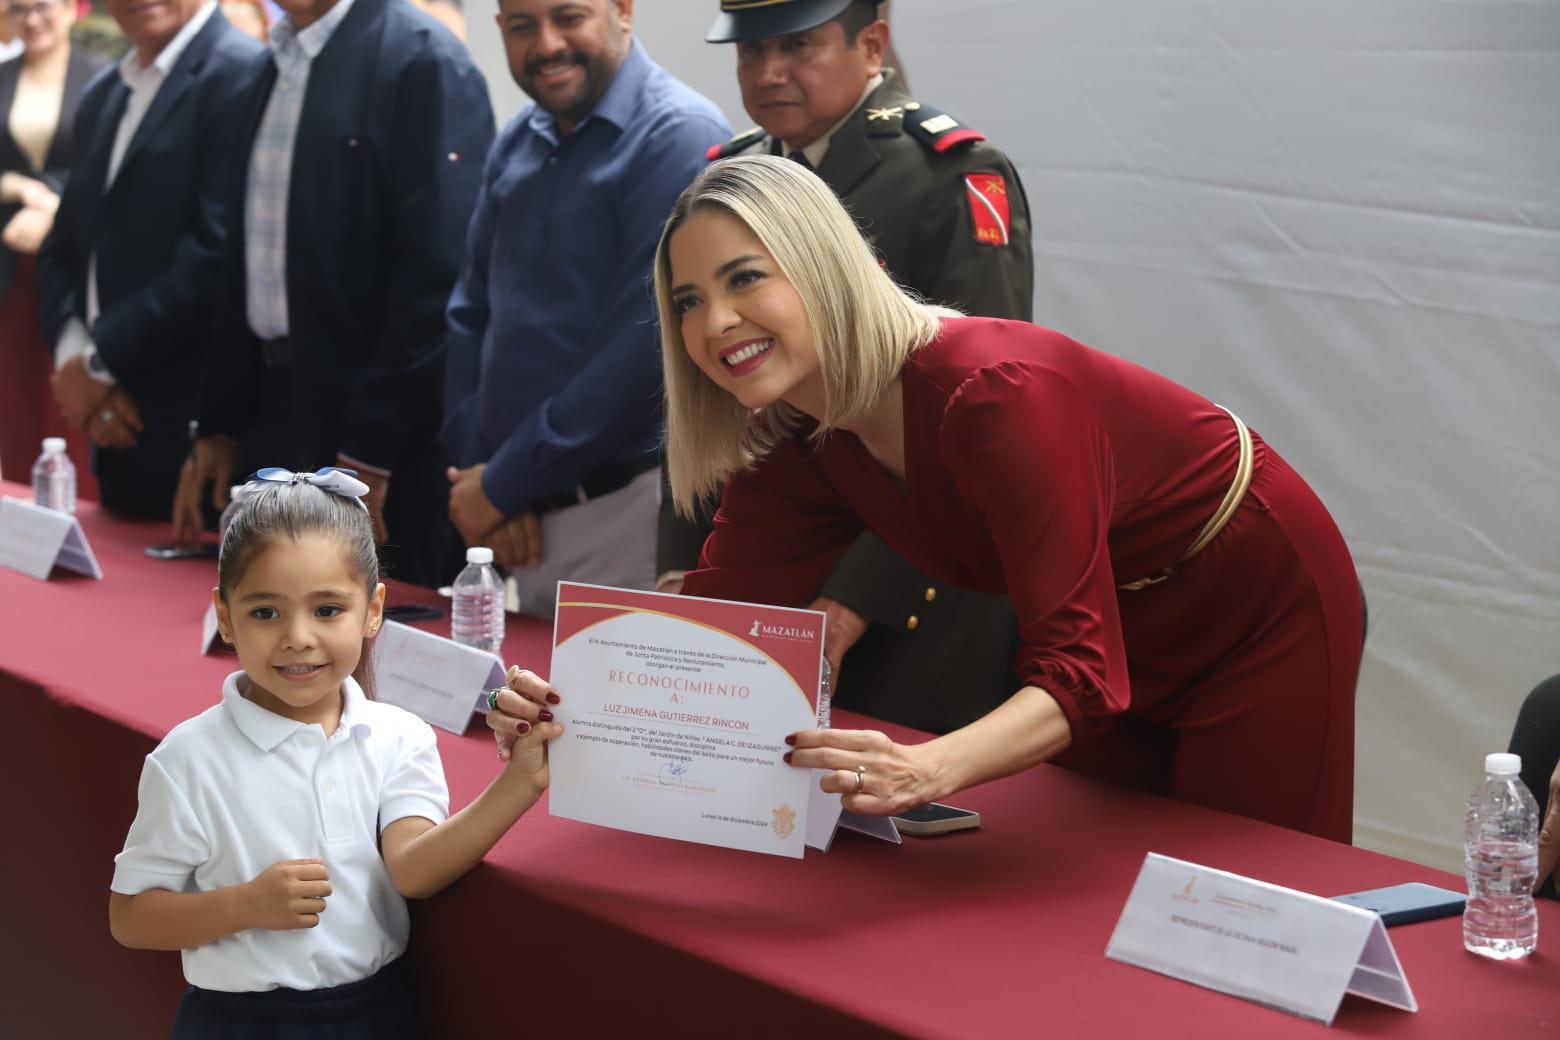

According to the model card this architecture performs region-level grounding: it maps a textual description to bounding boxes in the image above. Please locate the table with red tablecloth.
[1,483,1554,1038]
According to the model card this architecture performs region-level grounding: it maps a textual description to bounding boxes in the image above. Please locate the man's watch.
[83,345,111,379]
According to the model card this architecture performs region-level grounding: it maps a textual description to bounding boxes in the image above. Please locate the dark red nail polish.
[517,721,531,734]
[546,693,561,704]
[538,710,554,722]
[783,751,793,764]
[784,734,796,746]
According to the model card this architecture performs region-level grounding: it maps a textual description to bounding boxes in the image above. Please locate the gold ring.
[853,765,867,792]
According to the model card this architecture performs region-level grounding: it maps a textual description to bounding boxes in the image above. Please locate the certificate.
[547,582,826,858]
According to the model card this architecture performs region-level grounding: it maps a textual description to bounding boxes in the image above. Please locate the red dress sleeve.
[938,361,1130,740]
[680,438,864,609]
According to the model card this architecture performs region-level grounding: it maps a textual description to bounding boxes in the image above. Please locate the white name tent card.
[1106,853,1417,1025]
[201,602,223,655]
[371,620,504,735]
[839,810,902,845]
[0,497,102,580]
[805,787,902,851]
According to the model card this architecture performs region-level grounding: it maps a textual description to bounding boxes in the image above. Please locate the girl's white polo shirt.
[112,672,449,992]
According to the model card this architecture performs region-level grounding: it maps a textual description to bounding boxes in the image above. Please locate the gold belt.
[1118,406,1254,591]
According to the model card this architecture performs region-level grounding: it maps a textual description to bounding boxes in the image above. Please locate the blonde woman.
[493,155,1364,841]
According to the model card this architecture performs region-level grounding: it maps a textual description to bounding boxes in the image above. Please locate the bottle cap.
[43,437,66,453]
[1485,752,1521,775]
[466,547,494,565]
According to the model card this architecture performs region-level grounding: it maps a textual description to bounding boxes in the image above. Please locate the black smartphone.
[144,543,219,561]
[892,803,981,836]
[1330,883,1466,926]
[384,603,444,623]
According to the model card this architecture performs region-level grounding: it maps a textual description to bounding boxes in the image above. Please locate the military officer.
[657,0,1035,734]
[707,0,1031,320]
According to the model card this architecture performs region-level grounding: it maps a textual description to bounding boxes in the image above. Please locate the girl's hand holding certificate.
[486,666,565,783]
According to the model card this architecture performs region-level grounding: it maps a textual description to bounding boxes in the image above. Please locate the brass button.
[906,615,919,631]
[924,587,937,603]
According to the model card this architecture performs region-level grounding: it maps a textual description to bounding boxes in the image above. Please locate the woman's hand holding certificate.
[786,728,943,818]
[486,666,565,775]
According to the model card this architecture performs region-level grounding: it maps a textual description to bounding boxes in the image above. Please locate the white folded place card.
[838,810,902,845]
[0,496,102,580]
[371,620,504,735]
[201,602,222,655]
[805,776,843,851]
[803,783,902,850]
[1106,853,1416,1025]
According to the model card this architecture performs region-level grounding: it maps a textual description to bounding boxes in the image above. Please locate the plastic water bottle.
[30,437,76,514]
[1463,752,1539,959]
[451,546,505,654]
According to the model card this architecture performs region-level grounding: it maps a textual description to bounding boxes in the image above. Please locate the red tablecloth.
[1,483,1555,1037]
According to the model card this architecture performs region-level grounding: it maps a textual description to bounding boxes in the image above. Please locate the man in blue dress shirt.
[441,0,728,616]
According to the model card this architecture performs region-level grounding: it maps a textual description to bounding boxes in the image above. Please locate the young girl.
[109,468,561,1038]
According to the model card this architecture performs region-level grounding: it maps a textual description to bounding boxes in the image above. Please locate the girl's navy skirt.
[170,956,418,1039]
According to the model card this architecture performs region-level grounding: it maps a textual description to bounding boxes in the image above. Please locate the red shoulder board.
[707,126,768,163]
[964,173,1012,247]
[903,104,987,154]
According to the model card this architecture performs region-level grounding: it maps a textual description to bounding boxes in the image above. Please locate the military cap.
[706,0,882,44]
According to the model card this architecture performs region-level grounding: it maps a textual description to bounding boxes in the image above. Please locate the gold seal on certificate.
[771,804,796,839]
[547,582,827,858]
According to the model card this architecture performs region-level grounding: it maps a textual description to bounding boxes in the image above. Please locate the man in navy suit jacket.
[37,0,262,520]
[174,0,494,587]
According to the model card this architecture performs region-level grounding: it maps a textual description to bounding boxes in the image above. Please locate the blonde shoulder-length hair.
[654,154,947,519]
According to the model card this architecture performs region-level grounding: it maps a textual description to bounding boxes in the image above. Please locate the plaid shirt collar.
[269,0,358,72]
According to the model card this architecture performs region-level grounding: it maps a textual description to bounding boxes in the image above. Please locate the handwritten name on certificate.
[547,582,826,858]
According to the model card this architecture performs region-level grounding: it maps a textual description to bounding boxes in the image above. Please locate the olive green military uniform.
[660,70,1033,734]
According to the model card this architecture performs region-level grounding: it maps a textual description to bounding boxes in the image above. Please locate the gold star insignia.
[867,106,905,121]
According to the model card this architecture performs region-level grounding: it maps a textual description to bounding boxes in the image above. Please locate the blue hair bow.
[246,467,370,510]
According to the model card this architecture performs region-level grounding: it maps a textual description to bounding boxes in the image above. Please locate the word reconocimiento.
[607,669,751,699]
